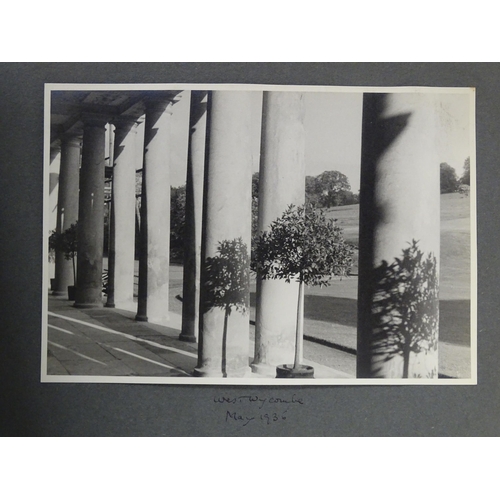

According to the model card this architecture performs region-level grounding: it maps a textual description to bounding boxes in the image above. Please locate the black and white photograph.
[42,83,476,384]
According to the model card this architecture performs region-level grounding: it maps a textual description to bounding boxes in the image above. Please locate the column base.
[51,290,67,297]
[135,314,148,322]
[104,302,116,308]
[193,367,224,378]
[73,302,103,309]
[179,332,197,343]
[144,315,172,327]
[250,361,278,377]
[106,300,136,313]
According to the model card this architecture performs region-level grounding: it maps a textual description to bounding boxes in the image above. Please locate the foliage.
[305,170,357,208]
[49,223,78,261]
[252,204,353,372]
[49,222,78,285]
[316,170,351,208]
[440,162,459,194]
[168,167,358,266]
[335,190,359,206]
[103,202,110,258]
[136,179,186,262]
[371,240,439,378]
[252,204,354,287]
[251,173,260,254]
[460,156,470,186]
[48,230,59,255]
[252,170,357,260]
[305,175,321,207]
[48,231,58,263]
[458,184,470,197]
[251,171,260,199]
[170,185,186,262]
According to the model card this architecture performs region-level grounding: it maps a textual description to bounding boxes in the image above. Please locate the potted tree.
[48,230,58,291]
[62,222,78,300]
[252,204,354,378]
[49,222,78,300]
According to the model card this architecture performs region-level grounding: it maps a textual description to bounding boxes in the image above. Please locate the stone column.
[357,92,441,379]
[180,91,208,342]
[194,91,254,377]
[251,91,306,375]
[136,98,173,324]
[105,118,140,310]
[74,116,107,308]
[48,146,60,285]
[49,146,61,237]
[53,136,80,296]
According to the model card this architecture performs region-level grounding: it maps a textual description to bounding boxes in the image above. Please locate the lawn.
[323,192,471,301]
[304,192,472,347]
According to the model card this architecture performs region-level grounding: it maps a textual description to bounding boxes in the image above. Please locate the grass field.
[304,192,472,348]
[325,192,471,300]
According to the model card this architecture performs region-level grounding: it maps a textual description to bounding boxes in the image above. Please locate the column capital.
[189,91,209,129]
[142,92,177,114]
[111,115,142,133]
[80,112,109,128]
[60,133,82,148]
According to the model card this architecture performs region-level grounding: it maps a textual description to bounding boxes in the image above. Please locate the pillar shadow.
[358,93,413,377]
[200,237,250,377]
[358,94,412,283]
[359,93,411,243]
[49,172,59,195]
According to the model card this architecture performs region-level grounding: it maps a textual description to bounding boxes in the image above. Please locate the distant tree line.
[128,159,472,263]
[168,170,357,262]
[130,181,187,263]
[252,170,359,211]
[305,170,359,208]
[170,184,187,262]
[440,157,470,194]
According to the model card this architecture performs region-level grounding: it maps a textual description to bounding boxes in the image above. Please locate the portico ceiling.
[50,89,181,145]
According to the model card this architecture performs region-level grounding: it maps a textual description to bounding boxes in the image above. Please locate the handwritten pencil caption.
[214,394,304,427]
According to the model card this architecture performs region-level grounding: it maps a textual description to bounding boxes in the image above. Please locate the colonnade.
[51,89,442,379]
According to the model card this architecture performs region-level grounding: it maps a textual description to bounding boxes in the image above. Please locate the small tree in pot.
[49,222,78,299]
[252,205,354,378]
[48,230,58,291]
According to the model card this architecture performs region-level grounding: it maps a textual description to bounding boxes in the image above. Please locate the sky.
[168,89,473,192]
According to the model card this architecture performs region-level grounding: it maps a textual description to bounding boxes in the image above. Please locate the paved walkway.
[45,295,352,380]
